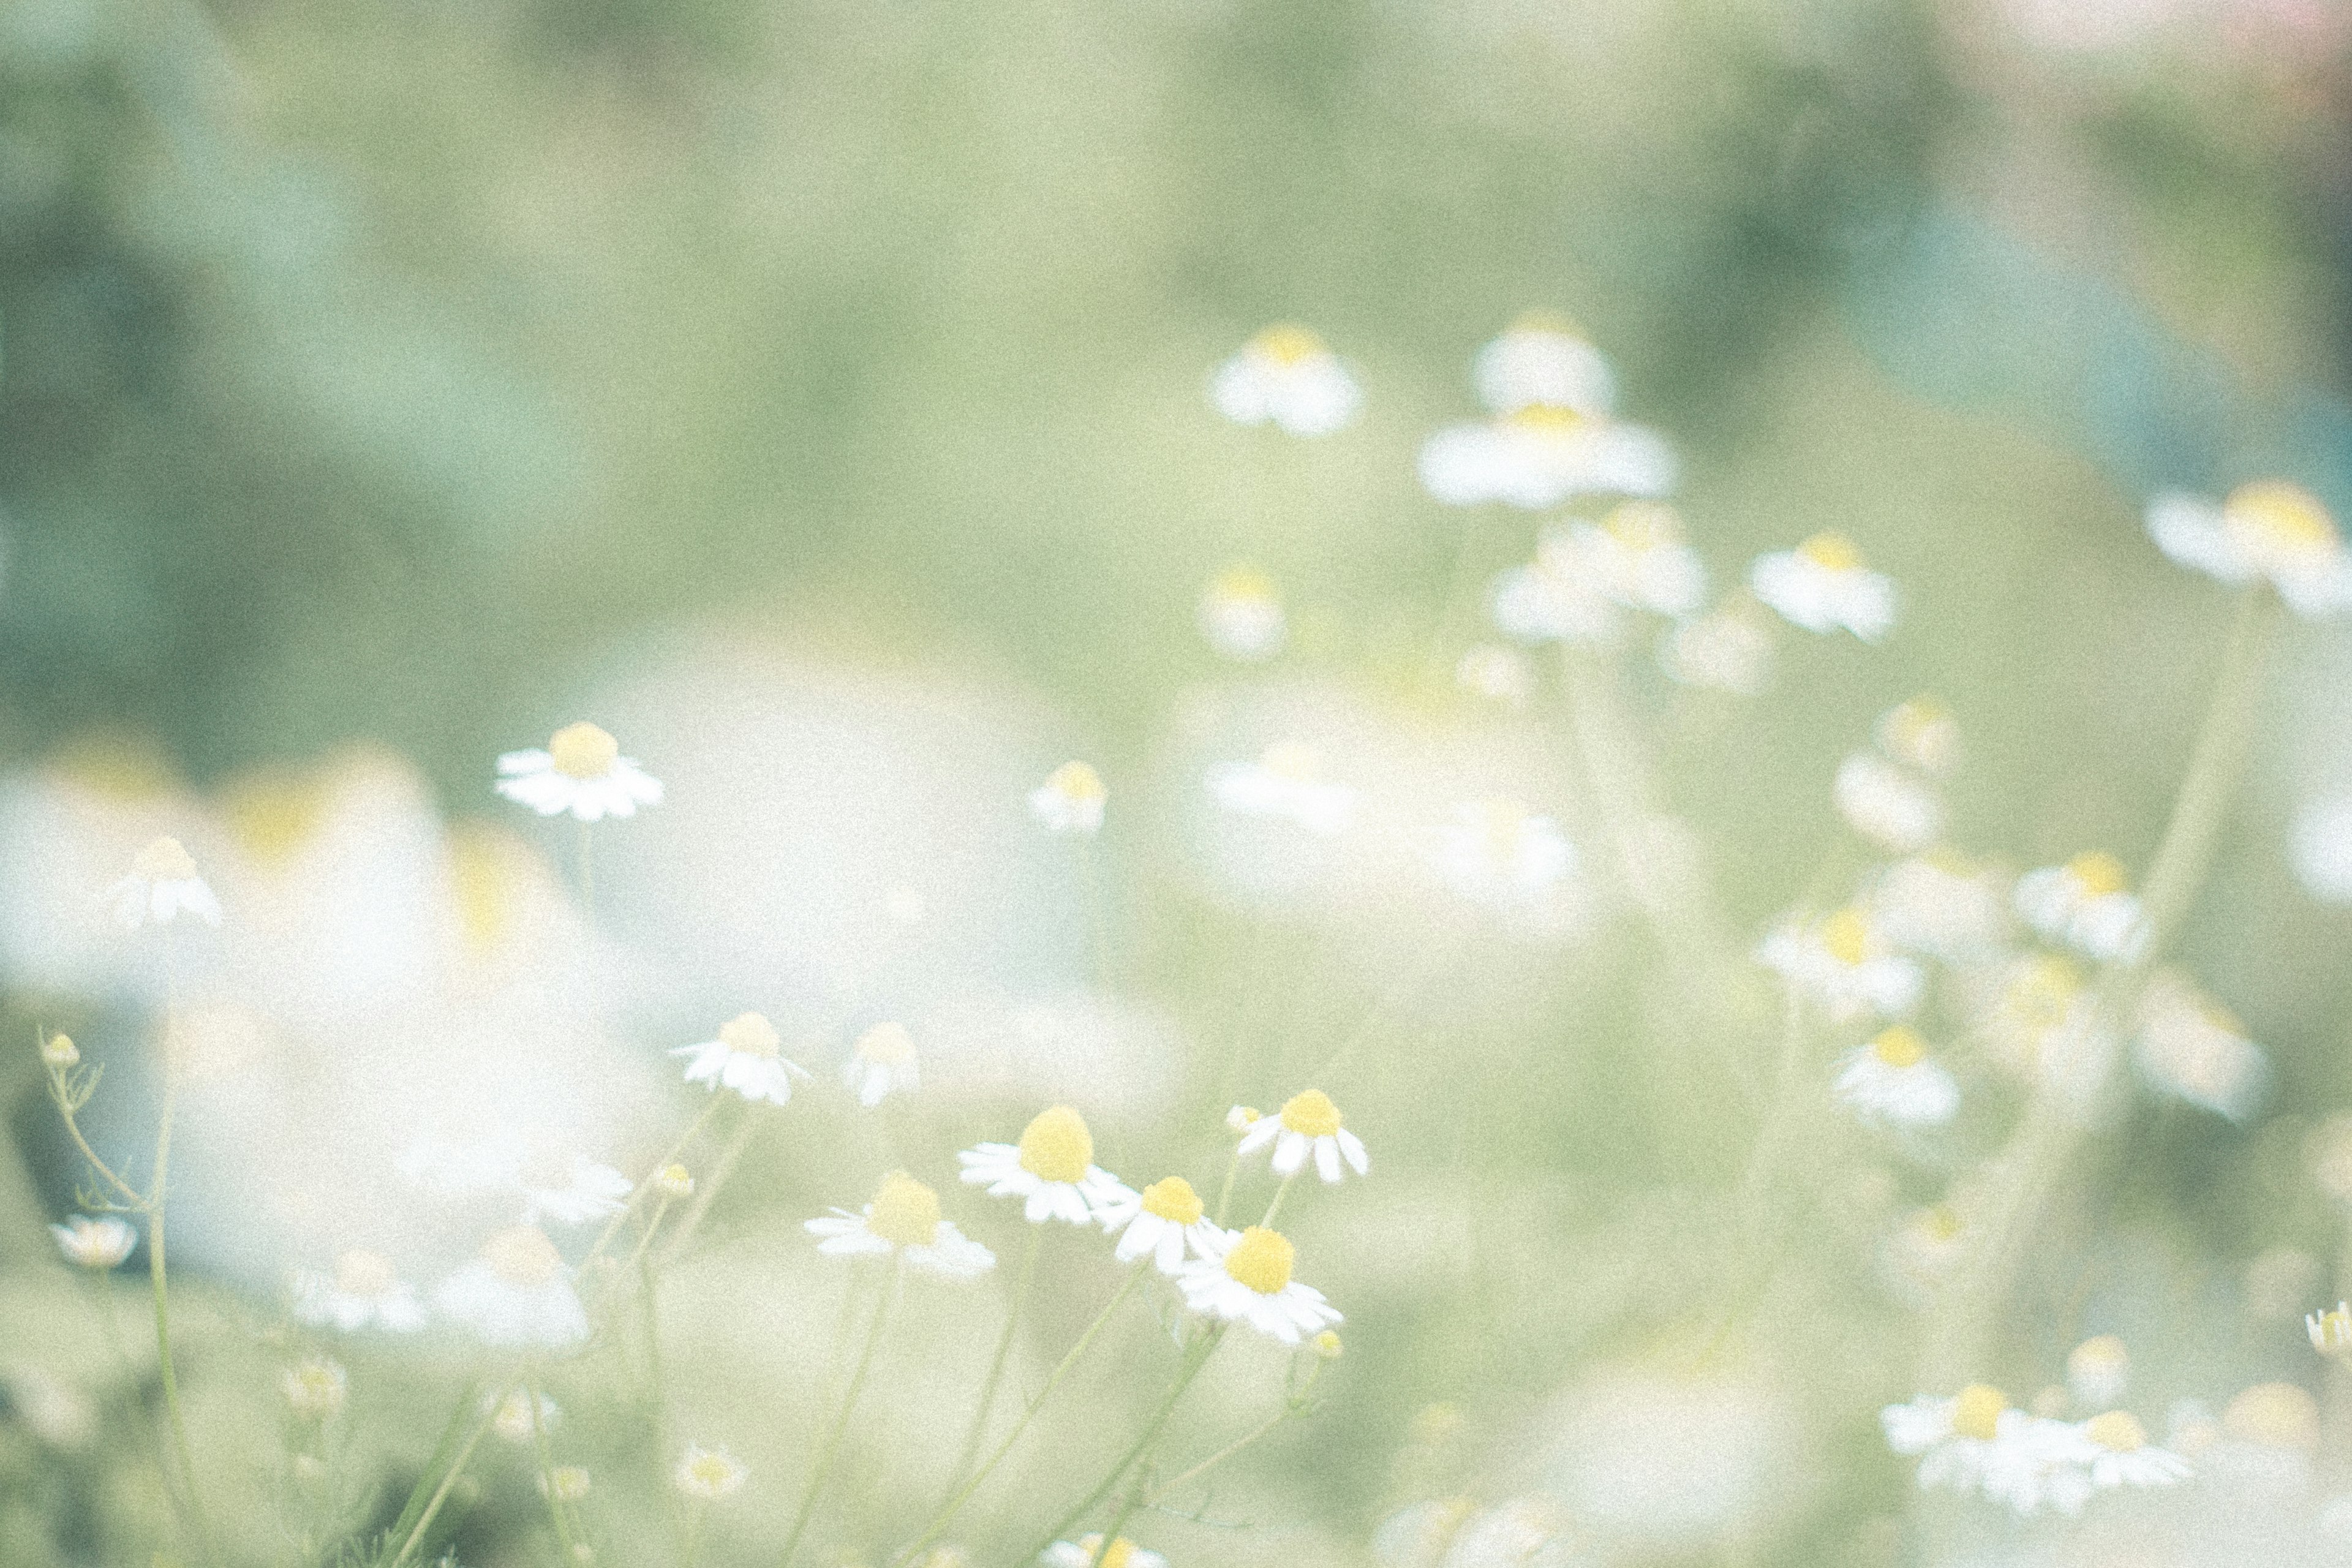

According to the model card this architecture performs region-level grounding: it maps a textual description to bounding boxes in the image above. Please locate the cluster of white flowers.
[1883,1383,2190,1517]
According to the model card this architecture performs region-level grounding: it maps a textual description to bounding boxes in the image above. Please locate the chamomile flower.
[494,723,663,822]
[1455,644,1533,706]
[2309,1302,2352,1359]
[516,1149,633,1227]
[1659,596,1776,695]
[1238,1089,1369,1183]
[2132,970,2268,1121]
[40,1033,78,1069]
[491,1390,561,1443]
[2146,481,2352,616]
[1178,1224,1342,1344]
[674,1443,748,1501]
[2015,851,2147,962]
[1030,762,1107,835]
[2068,1411,2192,1498]
[292,1248,428,1332]
[2068,1336,2131,1410]
[1490,538,1622,647]
[1042,1536,1167,1568]
[1095,1177,1224,1274]
[1833,753,1944,856]
[1432,799,1576,905]
[1883,1386,2079,1515]
[845,1022,919,1106]
[281,1357,349,1422]
[1209,325,1362,436]
[1472,313,1615,417]
[1207,744,1357,836]
[806,1170,995,1280]
[50,1215,136,1270]
[107,836,222,929]
[959,1105,1133,1225]
[1877,696,1962,777]
[673,1011,812,1108]
[1983,951,2117,1098]
[1566,502,1708,616]
[652,1162,695,1200]
[1749,533,1898,641]
[1868,850,2011,963]
[1420,405,1676,510]
[433,1226,589,1352]
[1757,905,1922,1023]
[1832,1027,1959,1128]
[1198,565,1286,661]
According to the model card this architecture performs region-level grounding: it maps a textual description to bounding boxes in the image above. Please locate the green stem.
[1212,1148,1242,1229]
[1147,1370,1316,1507]
[946,1225,1041,1492]
[385,1381,503,1568]
[149,995,211,1562]
[1259,1171,1298,1229]
[778,1262,900,1568]
[527,1375,579,1562]
[1023,1327,1223,1562]
[893,1265,1150,1567]
[587,1098,725,1276]
[679,1504,709,1568]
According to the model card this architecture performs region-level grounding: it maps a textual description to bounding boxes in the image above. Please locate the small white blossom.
[1757,905,1921,1023]
[674,1011,812,1108]
[494,722,663,822]
[2015,851,2147,962]
[1209,325,1361,436]
[1198,565,1286,661]
[1421,406,1676,510]
[433,1226,589,1352]
[2133,969,2269,1121]
[1833,1027,1959,1128]
[1563,502,1707,616]
[1030,761,1107,835]
[1041,1537,1166,1568]
[1092,1176,1225,1275]
[51,1215,137,1270]
[292,1248,428,1332]
[674,1443,748,1501]
[1236,1089,1368,1183]
[844,1022,919,1106]
[806,1171,996,1280]
[1177,1224,1342,1344]
[959,1105,1134,1226]
[107,836,222,929]
[281,1358,349,1421]
[1472,314,1615,417]
[1207,744,1357,837]
[1749,533,1898,641]
[2147,481,2352,616]
[1659,598,1776,695]
[1833,752,1943,856]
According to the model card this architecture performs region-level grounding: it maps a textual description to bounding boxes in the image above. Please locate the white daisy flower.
[1237,1089,1369,1183]
[2291,794,2352,903]
[673,1011,812,1108]
[516,1149,633,1228]
[107,835,222,929]
[1420,405,1676,510]
[1868,850,2011,963]
[2146,481,2352,617]
[2132,969,2268,1122]
[1041,1536,1166,1568]
[433,1225,589,1352]
[50,1215,137,1270]
[2067,1411,2192,1499]
[292,1248,429,1332]
[805,1170,996,1280]
[1177,1224,1341,1344]
[844,1021,919,1107]
[1094,1176,1224,1275]
[1489,539,1623,647]
[1208,325,1362,437]
[2309,1303,2352,1359]
[674,1443,748,1501]
[40,1033,78,1070]
[2014,851,2147,962]
[281,1357,348,1422]
[1876,695,1961,777]
[1832,1027,1959,1128]
[1566,502,1707,616]
[1030,761,1107,835]
[650,1161,695,1201]
[490,1389,561,1444]
[1982,952,2117,1098]
[1757,905,1921,1023]
[1749,532,1898,641]
[1455,644,1533,706]
[1472,313,1615,417]
[1432,799,1576,905]
[1198,565,1286,661]
[1833,752,1944,856]
[959,1104,1133,1226]
[1658,597,1776,695]
[1884,1386,2084,1516]
[494,722,663,822]
[2067,1336,2130,1411]
[1207,743,1357,837]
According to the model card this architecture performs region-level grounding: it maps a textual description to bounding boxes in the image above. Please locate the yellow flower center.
[1251,324,1326,366]
[1223,1226,1295,1295]
[1604,501,1680,552]
[134,835,198,881]
[718,1012,781,1058]
[2010,954,2086,1030]
[334,1249,398,1297]
[2225,480,2338,559]
[1952,1384,2007,1442]
[290,1363,343,1406]
[1507,404,1586,435]
[1017,1105,1094,1185]
[2225,1382,2320,1449]
[1280,1089,1343,1139]
[42,1033,78,1068]
[2085,1411,2146,1452]
[2065,850,2130,899]
[1508,309,1584,337]
[1077,1536,1138,1568]
[1261,742,1321,782]
[1210,564,1276,605]
[1046,761,1106,805]
[1797,532,1864,571]
[548,722,619,780]
[1140,1177,1204,1225]
[1869,1027,1928,1068]
[482,1226,563,1288]
[685,1452,737,1490]
[2071,1333,2127,1371]
[867,1170,943,1249]
[1820,907,1871,967]
[655,1163,695,1199]
[1918,1205,1962,1243]
[225,774,326,867]
[856,1022,915,1065]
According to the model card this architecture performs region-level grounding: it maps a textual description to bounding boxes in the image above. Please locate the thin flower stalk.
[1023,1326,1226,1564]
[946,1224,1042,1495]
[778,1261,901,1568]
